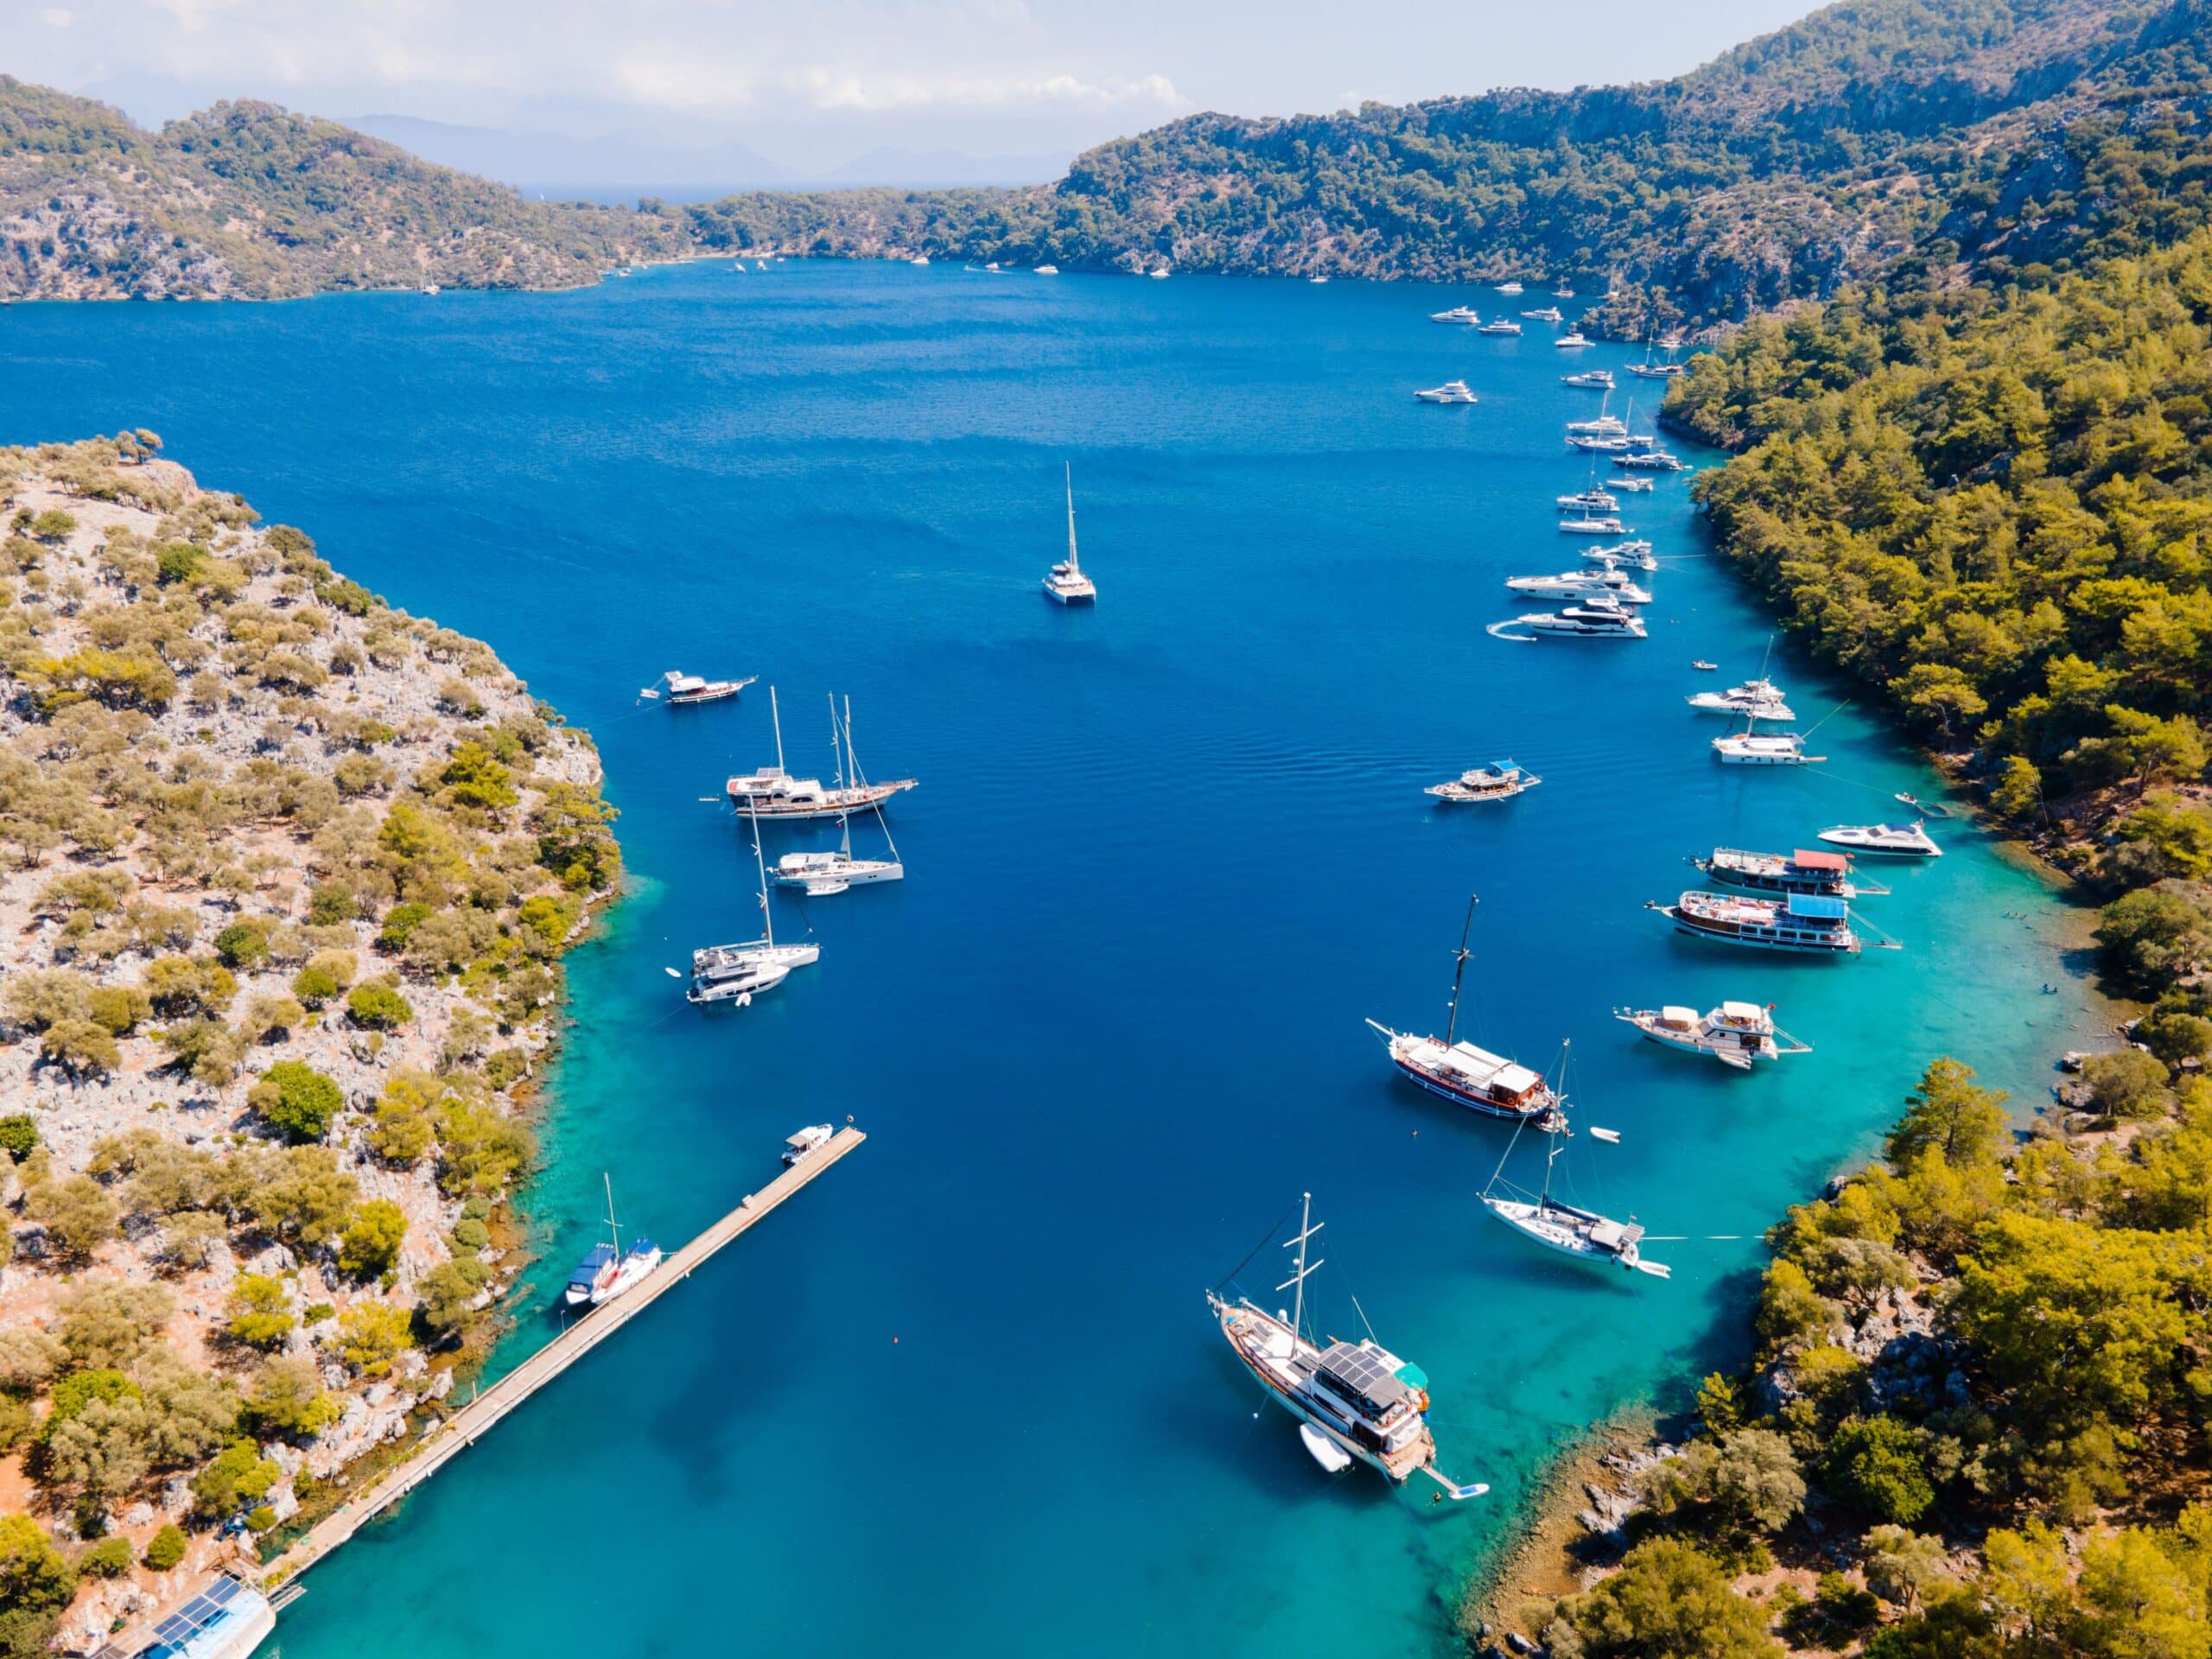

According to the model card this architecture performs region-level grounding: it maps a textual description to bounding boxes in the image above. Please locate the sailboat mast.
[1293,1192,1311,1338]
[771,685,786,776]
[751,804,773,948]
[1445,894,1478,1046]
[830,693,850,857]
[603,1172,622,1258]
[848,696,900,861]
[1065,463,1079,575]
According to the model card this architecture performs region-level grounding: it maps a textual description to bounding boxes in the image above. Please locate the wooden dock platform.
[255,1125,866,1590]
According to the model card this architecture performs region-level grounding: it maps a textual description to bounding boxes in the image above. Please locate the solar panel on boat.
[1316,1342,1411,1414]
[149,1576,242,1649]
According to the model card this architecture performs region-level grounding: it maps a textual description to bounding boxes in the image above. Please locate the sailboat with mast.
[1364,897,1557,1120]
[775,696,906,895]
[688,805,821,1005]
[564,1174,662,1307]
[1206,1193,1487,1497]
[727,687,918,819]
[1042,464,1096,604]
[1480,1059,1670,1278]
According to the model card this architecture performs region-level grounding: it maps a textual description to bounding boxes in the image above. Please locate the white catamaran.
[1042,464,1097,603]
[1480,1063,1670,1278]
[774,696,906,895]
[1207,1192,1487,1497]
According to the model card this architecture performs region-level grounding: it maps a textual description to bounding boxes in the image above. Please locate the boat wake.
[1485,620,1537,643]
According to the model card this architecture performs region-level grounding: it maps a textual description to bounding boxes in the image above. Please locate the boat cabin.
[1310,1341,1423,1433]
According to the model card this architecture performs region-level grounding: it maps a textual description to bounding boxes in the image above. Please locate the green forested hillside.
[0,79,680,300]
[684,0,2212,322]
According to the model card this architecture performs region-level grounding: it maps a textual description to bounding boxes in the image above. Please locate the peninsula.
[0,435,619,1653]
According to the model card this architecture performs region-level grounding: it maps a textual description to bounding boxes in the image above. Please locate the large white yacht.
[1043,465,1097,604]
[1584,539,1656,570]
[1506,568,1650,603]
[1712,728,1815,765]
[1477,319,1522,335]
[1497,281,1524,295]
[1818,822,1942,859]
[728,688,918,818]
[1615,1001,1810,1071]
[1522,595,1648,638]
[1554,332,1594,348]
[1557,515,1626,535]
[1430,305,1483,324]
[1414,379,1479,404]
[1561,368,1615,389]
[1521,306,1564,322]
[1556,488,1620,513]
[1688,677,1795,721]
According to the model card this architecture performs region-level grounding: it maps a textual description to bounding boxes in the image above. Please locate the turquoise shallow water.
[2,264,2101,1656]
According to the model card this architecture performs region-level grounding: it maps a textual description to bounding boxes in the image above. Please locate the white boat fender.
[1589,1127,1622,1144]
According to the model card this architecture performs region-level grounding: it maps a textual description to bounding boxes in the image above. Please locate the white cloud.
[40,6,74,23]
[787,66,1184,112]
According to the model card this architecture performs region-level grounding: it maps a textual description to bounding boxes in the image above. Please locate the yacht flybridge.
[689,804,821,1006]
[1480,1063,1670,1278]
[1415,379,1479,404]
[1688,677,1794,721]
[1365,898,1557,1120]
[1426,759,1542,804]
[1652,890,1876,955]
[1208,1194,1486,1497]
[1818,822,1942,859]
[1430,305,1483,324]
[728,688,918,818]
[774,697,906,896]
[1615,1001,1810,1070]
[1505,567,1650,603]
[1042,465,1097,604]
[1696,846,1885,899]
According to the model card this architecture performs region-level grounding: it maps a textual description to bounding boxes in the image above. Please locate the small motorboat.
[1692,660,1718,671]
[783,1124,835,1166]
[1300,1421,1354,1474]
[1818,822,1942,859]
[1415,379,1479,404]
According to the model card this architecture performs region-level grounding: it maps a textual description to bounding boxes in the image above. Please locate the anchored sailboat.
[775,696,906,895]
[1366,897,1557,1120]
[688,804,821,1005]
[1480,1059,1670,1278]
[1206,1192,1486,1497]
[727,686,917,818]
[1043,465,1097,603]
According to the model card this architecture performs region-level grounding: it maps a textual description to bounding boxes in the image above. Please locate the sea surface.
[1,264,2102,1657]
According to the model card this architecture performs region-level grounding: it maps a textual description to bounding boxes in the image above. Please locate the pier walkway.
[257,1124,864,1588]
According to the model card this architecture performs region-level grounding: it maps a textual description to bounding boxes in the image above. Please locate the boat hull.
[1387,1053,1550,1119]
[729,780,918,819]
[1664,911,1857,954]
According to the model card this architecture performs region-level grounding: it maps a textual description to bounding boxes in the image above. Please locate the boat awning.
[1719,1001,1764,1021]
[1440,1041,1509,1082]
[1393,1360,1430,1392]
[1660,1006,1698,1027]
[1787,893,1847,919]
[1791,849,1848,870]
[1491,1062,1541,1096]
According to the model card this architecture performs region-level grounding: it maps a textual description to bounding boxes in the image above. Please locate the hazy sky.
[8,0,1827,175]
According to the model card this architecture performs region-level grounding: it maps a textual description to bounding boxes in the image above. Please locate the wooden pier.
[253,1125,867,1591]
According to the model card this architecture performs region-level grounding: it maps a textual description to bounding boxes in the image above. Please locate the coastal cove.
[0,262,2105,1656]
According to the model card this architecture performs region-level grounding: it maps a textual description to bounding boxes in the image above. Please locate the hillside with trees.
[0,437,619,1650]
[0,79,681,300]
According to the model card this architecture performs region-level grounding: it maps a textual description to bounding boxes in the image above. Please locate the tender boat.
[1818,822,1942,859]
[1520,596,1648,638]
[783,1124,835,1165]
[1584,540,1656,570]
[1365,898,1557,1120]
[1430,305,1484,324]
[1554,332,1594,348]
[648,670,756,707]
[1693,659,1719,671]
[1477,320,1522,336]
[1557,516,1626,535]
[1300,1421,1353,1473]
[1561,369,1615,389]
[1208,1193,1486,1498]
[728,688,917,817]
[1415,379,1479,404]
[1696,846,1885,899]
[690,802,822,1006]
[1614,1001,1810,1071]
[1480,1076,1670,1278]
[1688,677,1795,721]
[1043,464,1098,603]
[1426,758,1543,803]
[1556,489,1620,513]
[774,696,906,894]
[1652,890,1865,954]
[1505,568,1649,603]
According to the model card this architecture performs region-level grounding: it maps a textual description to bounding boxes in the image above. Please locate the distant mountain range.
[5,0,2210,317]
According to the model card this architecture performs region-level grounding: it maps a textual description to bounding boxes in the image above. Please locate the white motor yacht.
[1035,264,1060,275]
[1477,320,1522,336]
[1615,1001,1810,1071]
[1497,281,1524,295]
[1557,515,1626,535]
[1613,475,1656,493]
[1561,369,1614,388]
[1043,464,1098,603]
[1688,677,1796,721]
[1817,822,1942,859]
[1415,379,1479,404]
[1506,568,1650,603]
[783,1124,835,1165]
[1556,488,1620,513]
[1521,596,1648,638]
[1566,413,1627,436]
[1521,306,1564,322]
[1613,449,1686,470]
[1583,540,1656,570]
[1430,305,1483,324]
[910,255,931,266]
[1554,332,1594,348]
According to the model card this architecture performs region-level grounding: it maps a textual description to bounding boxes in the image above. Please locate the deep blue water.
[1,264,2100,1657]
